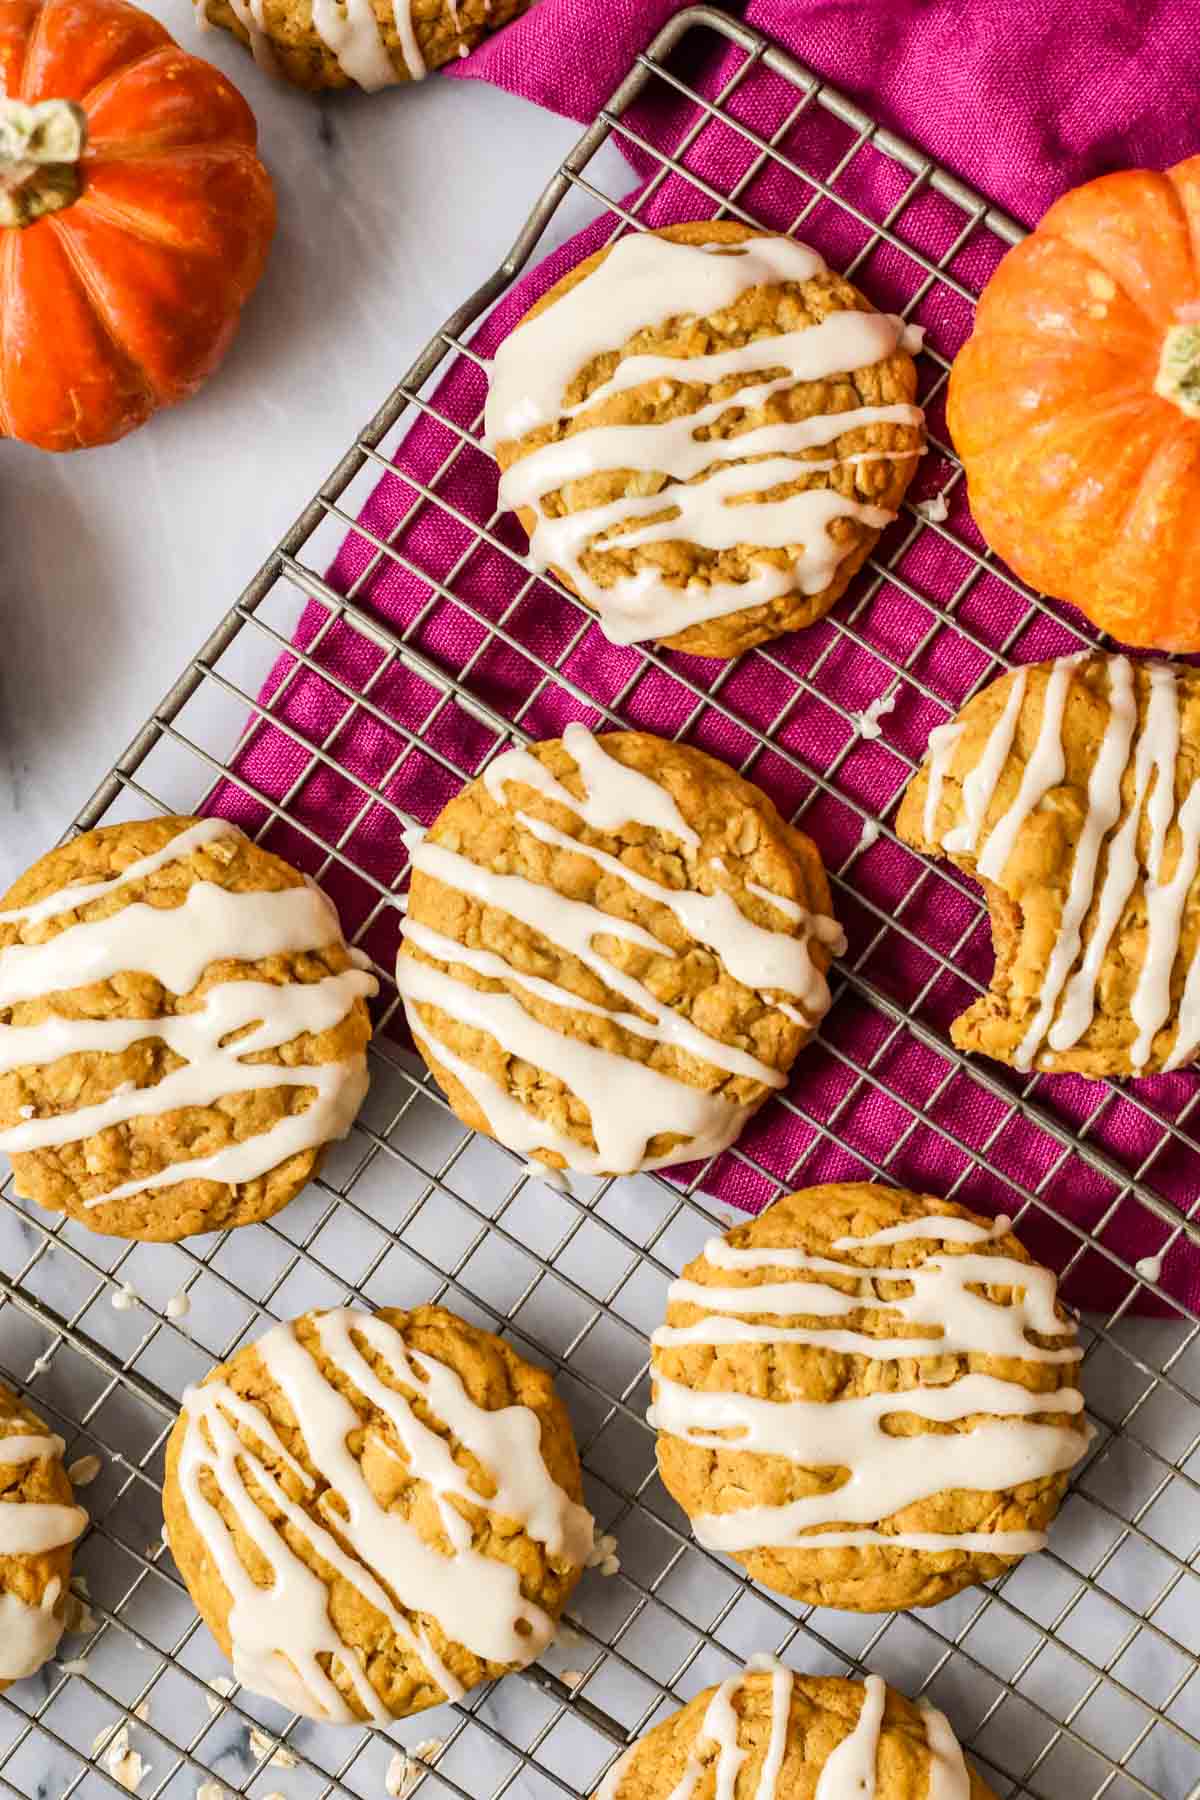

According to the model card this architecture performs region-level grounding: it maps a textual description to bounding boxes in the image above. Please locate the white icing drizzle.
[703,1671,749,1800]
[0,881,343,1006]
[414,1022,756,1176]
[595,1746,636,1800]
[307,0,395,89]
[0,972,373,1150]
[749,1652,792,1800]
[813,1674,884,1800]
[1014,656,1136,1070]
[219,0,425,89]
[599,1654,969,1800]
[0,821,376,1207]
[0,819,232,928]
[854,690,897,741]
[0,1426,85,1679]
[403,956,757,1172]
[0,1501,85,1553]
[515,814,829,999]
[390,0,425,77]
[486,233,923,646]
[1051,661,1177,1055]
[918,1700,972,1800]
[488,236,827,440]
[941,671,1028,857]
[651,1215,1085,1556]
[921,723,964,842]
[0,1431,87,1556]
[925,655,1200,1070]
[0,1431,66,1464]
[832,1213,1009,1249]
[975,653,1083,883]
[178,1309,592,1721]
[403,919,784,1088]
[485,722,700,846]
[398,729,838,1173]
[0,1589,66,1681]
[650,1372,1081,1552]
[1131,778,1200,1067]
[524,1158,570,1193]
[222,0,277,71]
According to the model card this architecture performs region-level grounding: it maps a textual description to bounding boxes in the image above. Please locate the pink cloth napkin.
[209,0,1200,1314]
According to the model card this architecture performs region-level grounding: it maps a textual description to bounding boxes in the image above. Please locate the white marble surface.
[0,6,626,887]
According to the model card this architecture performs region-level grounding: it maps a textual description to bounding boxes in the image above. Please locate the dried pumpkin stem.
[1156,320,1200,420]
[0,98,87,228]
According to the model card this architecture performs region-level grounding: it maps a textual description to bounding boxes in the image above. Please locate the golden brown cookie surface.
[594,1658,996,1800]
[897,653,1200,1076]
[195,0,534,91]
[163,1304,591,1722]
[651,1183,1087,1613]
[0,1384,87,1689]
[396,726,841,1176]
[0,817,374,1241]
[491,220,923,660]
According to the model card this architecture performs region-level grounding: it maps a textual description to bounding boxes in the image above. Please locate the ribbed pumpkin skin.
[0,0,276,452]
[948,157,1200,652]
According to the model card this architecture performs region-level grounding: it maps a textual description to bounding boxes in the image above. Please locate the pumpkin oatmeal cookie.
[651,1183,1088,1612]
[487,220,925,659]
[163,1304,593,1722]
[0,816,375,1242]
[592,1654,995,1800]
[195,0,535,90]
[897,653,1200,1076]
[0,1383,87,1688]
[395,725,843,1177]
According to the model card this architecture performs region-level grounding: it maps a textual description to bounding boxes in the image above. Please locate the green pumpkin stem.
[1156,319,1200,420]
[0,98,88,228]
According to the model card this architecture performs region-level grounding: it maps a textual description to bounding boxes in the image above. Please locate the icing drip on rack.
[650,1214,1086,1556]
[595,1655,970,1800]
[0,1426,87,1681]
[177,1308,593,1722]
[923,654,1200,1070]
[396,725,843,1173]
[486,233,924,645]
[0,819,377,1206]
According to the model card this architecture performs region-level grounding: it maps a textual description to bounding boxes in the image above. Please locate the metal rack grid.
[1,8,1198,1800]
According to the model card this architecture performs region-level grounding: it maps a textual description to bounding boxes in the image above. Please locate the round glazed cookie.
[897,652,1200,1076]
[0,816,376,1242]
[650,1183,1088,1612]
[163,1304,593,1722]
[395,724,843,1177]
[195,0,534,90]
[594,1654,994,1800]
[487,220,924,660]
[0,1384,87,1688]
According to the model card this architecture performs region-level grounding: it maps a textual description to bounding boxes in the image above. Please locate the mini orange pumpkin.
[948,156,1200,652]
[0,0,275,452]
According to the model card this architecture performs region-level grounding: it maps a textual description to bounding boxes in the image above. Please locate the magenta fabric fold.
[209,0,1200,1313]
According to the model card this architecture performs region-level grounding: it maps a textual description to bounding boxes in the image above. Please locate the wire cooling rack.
[3,8,1199,1800]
